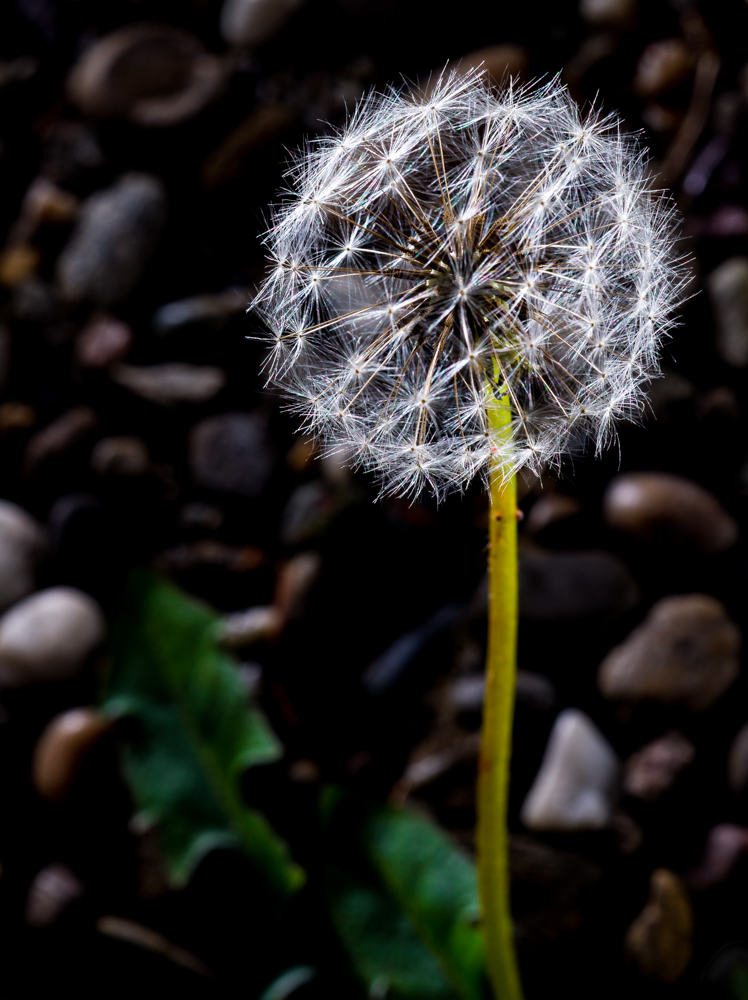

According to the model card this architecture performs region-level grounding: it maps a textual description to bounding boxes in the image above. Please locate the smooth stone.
[624,869,693,983]
[32,707,113,801]
[598,594,740,711]
[75,313,133,368]
[688,824,748,891]
[707,256,748,367]
[519,549,639,624]
[279,482,339,544]
[579,0,638,27]
[110,362,226,406]
[220,0,305,46]
[603,472,738,553]
[524,492,583,537]
[67,23,225,127]
[9,276,60,324]
[90,436,150,477]
[450,44,529,83]
[0,500,45,612]
[274,551,322,623]
[22,406,99,474]
[727,722,748,792]
[624,731,695,802]
[633,38,694,98]
[520,708,620,831]
[25,864,84,928]
[0,587,106,687]
[152,288,248,335]
[56,173,166,306]
[189,411,273,499]
[179,502,224,532]
[217,606,283,648]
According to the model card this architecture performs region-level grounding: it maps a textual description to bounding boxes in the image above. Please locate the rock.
[110,362,226,407]
[20,177,78,230]
[520,708,620,831]
[90,436,150,477]
[25,864,84,928]
[0,501,45,612]
[0,401,35,435]
[633,38,694,98]
[274,551,322,623]
[22,406,99,475]
[217,606,283,648]
[9,276,60,324]
[0,243,41,287]
[154,540,265,576]
[515,670,556,711]
[201,103,298,189]
[220,0,305,46]
[688,824,748,891]
[179,502,224,532]
[40,121,105,186]
[579,0,637,27]
[152,288,248,335]
[280,481,337,546]
[67,23,225,127]
[451,44,529,84]
[624,731,695,802]
[75,314,133,368]
[189,412,273,498]
[0,55,38,89]
[0,587,106,687]
[624,869,693,983]
[519,550,639,624]
[707,256,748,367]
[32,707,113,801]
[728,722,748,792]
[524,492,583,537]
[597,594,740,711]
[56,173,166,306]
[603,472,738,553]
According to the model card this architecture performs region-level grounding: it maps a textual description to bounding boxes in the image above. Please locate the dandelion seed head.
[253,69,688,498]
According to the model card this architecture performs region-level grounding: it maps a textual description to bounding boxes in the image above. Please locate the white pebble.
[0,500,45,612]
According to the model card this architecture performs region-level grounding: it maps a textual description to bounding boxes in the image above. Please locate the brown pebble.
[21,178,78,232]
[32,707,112,801]
[624,731,695,802]
[0,401,35,434]
[624,869,693,983]
[25,864,84,927]
[0,243,41,287]
[727,722,748,793]
[598,594,740,711]
[22,405,99,475]
[451,44,529,84]
[75,313,133,368]
[90,436,150,477]
[603,472,738,553]
[633,37,694,97]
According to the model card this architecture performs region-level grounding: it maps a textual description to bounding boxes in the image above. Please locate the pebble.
[707,256,748,367]
[451,44,529,83]
[728,722,748,792]
[624,869,693,983]
[0,587,106,687]
[520,708,620,832]
[220,0,305,47]
[151,288,248,335]
[0,401,35,435]
[22,406,99,475]
[154,540,264,576]
[25,864,84,928]
[110,362,226,407]
[67,23,225,127]
[56,173,167,306]
[633,38,694,98]
[624,731,695,802]
[90,436,150,477]
[524,492,583,537]
[579,0,638,27]
[9,276,60,325]
[274,552,322,624]
[0,242,41,287]
[603,472,738,553]
[75,314,133,368]
[0,501,45,612]
[688,824,748,891]
[519,550,639,624]
[597,594,740,711]
[179,502,224,532]
[17,177,78,238]
[217,606,283,648]
[189,412,273,499]
[32,707,113,801]
[201,103,298,189]
[40,121,104,186]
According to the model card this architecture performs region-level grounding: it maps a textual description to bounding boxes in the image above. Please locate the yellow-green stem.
[476,391,524,1000]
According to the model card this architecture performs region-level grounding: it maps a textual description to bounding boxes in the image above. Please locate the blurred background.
[1,0,748,997]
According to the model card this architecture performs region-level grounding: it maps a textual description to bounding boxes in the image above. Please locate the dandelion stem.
[477,390,524,1000]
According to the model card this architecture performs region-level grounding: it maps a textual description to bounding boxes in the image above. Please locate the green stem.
[476,390,524,1000]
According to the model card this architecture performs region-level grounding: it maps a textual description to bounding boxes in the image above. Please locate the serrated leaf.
[323,791,485,1000]
[102,569,304,895]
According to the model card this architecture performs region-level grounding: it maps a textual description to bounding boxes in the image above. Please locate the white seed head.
[253,69,687,498]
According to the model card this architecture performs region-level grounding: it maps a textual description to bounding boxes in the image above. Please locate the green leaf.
[102,569,304,895]
[323,790,485,1000]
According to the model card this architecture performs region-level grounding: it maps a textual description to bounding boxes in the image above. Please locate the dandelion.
[252,68,686,1000]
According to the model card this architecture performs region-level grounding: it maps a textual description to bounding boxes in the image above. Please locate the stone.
[688,824,748,891]
[603,472,738,553]
[0,243,41,287]
[67,23,225,127]
[32,707,113,801]
[624,731,695,802]
[274,551,322,623]
[520,708,620,831]
[220,0,305,47]
[524,492,583,537]
[189,412,273,498]
[451,44,529,83]
[90,436,150,477]
[624,869,693,983]
[201,103,298,189]
[707,256,748,367]
[0,402,35,435]
[217,606,283,648]
[75,313,133,368]
[25,864,84,928]
[597,594,740,711]
[56,173,166,306]
[0,500,45,612]
[519,550,639,624]
[0,587,106,687]
[110,362,226,406]
[579,0,637,27]
[40,121,104,186]
[728,722,748,792]
[152,288,248,335]
[633,38,694,98]
[22,405,99,474]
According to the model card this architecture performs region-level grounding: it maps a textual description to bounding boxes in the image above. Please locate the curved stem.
[476,391,524,1000]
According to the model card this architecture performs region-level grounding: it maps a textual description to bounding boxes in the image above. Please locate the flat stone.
[189,411,273,498]
[57,173,166,305]
[603,472,738,553]
[688,824,748,891]
[220,0,305,46]
[519,549,639,624]
[22,406,99,474]
[624,730,695,802]
[152,288,248,335]
[75,314,133,368]
[0,500,45,612]
[579,0,637,27]
[520,708,620,831]
[727,722,748,793]
[25,864,84,928]
[624,869,693,983]
[597,594,740,711]
[110,362,226,406]
[707,256,748,367]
